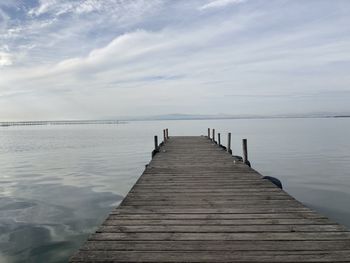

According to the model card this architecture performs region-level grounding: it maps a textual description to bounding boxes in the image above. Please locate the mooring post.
[154,135,158,150]
[163,129,166,142]
[207,128,210,138]
[227,133,232,154]
[242,138,250,166]
[166,129,169,139]
[151,135,160,158]
[212,129,215,143]
[218,133,221,146]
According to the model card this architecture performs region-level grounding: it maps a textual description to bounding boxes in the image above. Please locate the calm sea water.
[0,118,350,262]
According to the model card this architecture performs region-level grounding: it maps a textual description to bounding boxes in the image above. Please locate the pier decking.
[70,135,350,262]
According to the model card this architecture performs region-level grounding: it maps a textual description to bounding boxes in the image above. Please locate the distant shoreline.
[0,120,127,127]
[1,115,350,127]
[125,115,350,121]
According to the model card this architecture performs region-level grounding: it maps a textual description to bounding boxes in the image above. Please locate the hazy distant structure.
[0,120,123,127]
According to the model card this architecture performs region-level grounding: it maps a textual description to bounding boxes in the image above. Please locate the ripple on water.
[0,184,122,263]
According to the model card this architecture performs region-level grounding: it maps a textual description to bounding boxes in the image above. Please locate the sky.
[1,0,350,120]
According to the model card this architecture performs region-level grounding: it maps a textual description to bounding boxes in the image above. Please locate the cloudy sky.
[1,0,350,120]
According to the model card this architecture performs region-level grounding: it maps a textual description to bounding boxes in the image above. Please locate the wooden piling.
[228,132,232,154]
[212,129,215,143]
[242,138,250,166]
[151,135,160,158]
[207,128,210,138]
[154,135,158,150]
[166,129,169,139]
[163,130,166,142]
[218,133,221,146]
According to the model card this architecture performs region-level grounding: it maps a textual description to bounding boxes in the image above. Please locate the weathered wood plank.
[121,200,303,207]
[126,196,294,201]
[98,224,347,233]
[111,207,315,214]
[129,190,280,194]
[90,232,350,241]
[70,250,350,262]
[135,182,276,186]
[103,218,334,225]
[126,194,294,200]
[80,240,350,251]
[107,213,326,220]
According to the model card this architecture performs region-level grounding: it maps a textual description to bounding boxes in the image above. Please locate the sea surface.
[0,118,350,262]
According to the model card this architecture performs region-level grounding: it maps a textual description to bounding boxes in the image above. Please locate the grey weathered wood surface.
[70,136,350,262]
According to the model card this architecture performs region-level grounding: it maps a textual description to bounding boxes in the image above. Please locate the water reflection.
[0,185,121,263]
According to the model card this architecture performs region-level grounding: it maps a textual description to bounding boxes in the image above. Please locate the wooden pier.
[70,133,350,262]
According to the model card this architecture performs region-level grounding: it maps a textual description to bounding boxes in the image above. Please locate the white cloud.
[0,51,13,66]
[28,0,103,17]
[28,0,73,17]
[28,0,162,17]
[200,0,246,10]
[75,0,104,14]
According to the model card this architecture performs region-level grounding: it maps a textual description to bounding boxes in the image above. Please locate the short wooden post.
[242,138,250,166]
[212,129,215,142]
[207,128,210,138]
[218,133,221,146]
[152,135,160,158]
[154,135,158,150]
[227,133,232,154]
[163,129,166,142]
[166,129,169,139]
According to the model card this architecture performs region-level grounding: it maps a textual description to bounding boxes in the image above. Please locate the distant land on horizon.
[115,113,350,121]
[2,113,350,126]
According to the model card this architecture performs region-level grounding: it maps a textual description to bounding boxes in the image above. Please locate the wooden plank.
[80,240,350,251]
[107,213,326,220]
[131,185,278,189]
[90,232,350,241]
[127,192,292,196]
[71,250,350,262]
[126,196,294,201]
[112,207,315,214]
[135,182,276,186]
[97,225,347,233]
[103,218,334,225]
[125,197,293,202]
[129,190,281,194]
[121,200,302,206]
